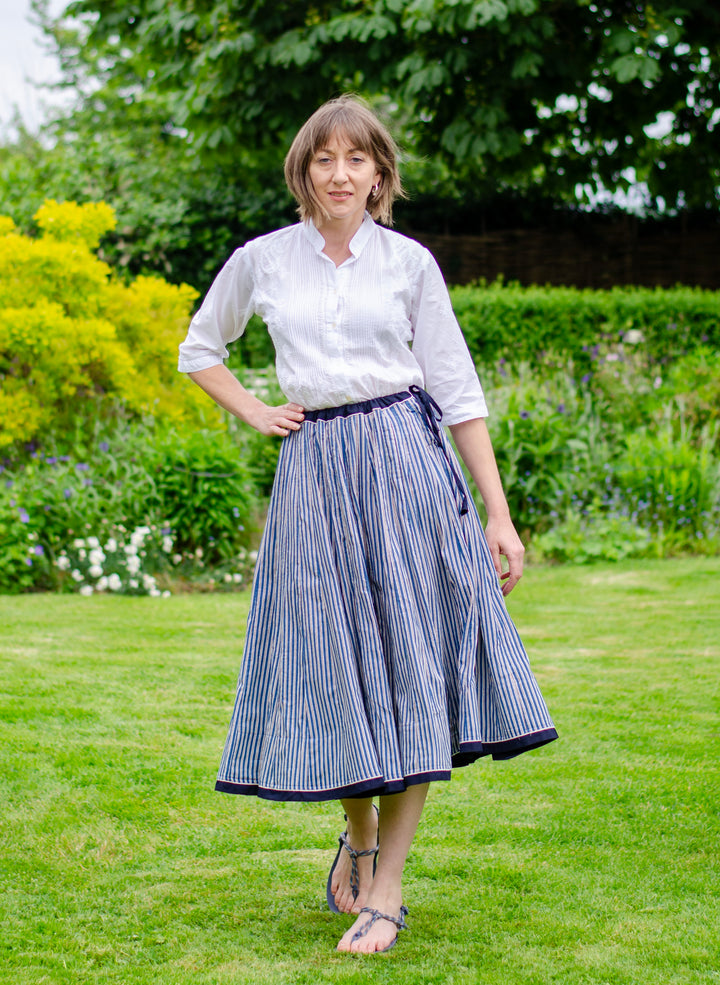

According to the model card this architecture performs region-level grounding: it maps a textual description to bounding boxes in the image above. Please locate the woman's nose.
[332,161,348,184]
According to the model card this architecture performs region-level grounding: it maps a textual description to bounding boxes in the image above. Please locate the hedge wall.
[451,282,720,368]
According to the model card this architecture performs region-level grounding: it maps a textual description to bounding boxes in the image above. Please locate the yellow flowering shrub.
[34,199,117,250]
[0,200,205,449]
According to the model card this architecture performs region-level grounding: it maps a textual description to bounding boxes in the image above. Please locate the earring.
[371,184,379,197]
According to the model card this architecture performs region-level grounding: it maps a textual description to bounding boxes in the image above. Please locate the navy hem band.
[214,771,446,803]
[215,730,558,802]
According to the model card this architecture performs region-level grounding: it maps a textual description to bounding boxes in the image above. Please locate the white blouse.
[178,213,488,425]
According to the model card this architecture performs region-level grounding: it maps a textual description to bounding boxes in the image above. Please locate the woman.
[178,95,557,955]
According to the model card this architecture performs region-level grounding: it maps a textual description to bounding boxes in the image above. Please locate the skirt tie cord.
[409,385,469,516]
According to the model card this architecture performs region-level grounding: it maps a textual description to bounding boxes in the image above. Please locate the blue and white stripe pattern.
[216,390,557,802]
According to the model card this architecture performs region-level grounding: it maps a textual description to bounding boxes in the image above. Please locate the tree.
[38,0,719,210]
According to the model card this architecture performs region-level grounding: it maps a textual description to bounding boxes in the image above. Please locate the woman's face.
[308,131,381,228]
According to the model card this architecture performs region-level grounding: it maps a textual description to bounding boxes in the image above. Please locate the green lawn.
[1,558,719,984]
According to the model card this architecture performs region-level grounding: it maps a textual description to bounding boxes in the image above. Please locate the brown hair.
[284,94,404,226]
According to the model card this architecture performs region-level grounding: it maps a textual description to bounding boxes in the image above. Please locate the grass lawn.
[1,557,719,984]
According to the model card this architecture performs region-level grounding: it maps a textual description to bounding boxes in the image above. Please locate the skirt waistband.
[302,390,413,422]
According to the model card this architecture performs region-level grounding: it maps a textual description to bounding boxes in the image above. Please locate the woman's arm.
[448,417,524,596]
[188,364,304,437]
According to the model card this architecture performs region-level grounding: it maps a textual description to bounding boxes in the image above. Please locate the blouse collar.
[302,212,375,259]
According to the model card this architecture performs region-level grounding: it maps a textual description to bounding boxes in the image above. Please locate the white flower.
[124,543,138,556]
[162,535,173,553]
[96,576,108,591]
[78,548,87,560]
[79,585,93,596]
[605,352,620,363]
[142,573,157,590]
[195,547,204,559]
[653,375,663,389]
[57,555,71,571]
[72,538,85,550]
[105,537,118,553]
[71,569,84,582]
[86,536,100,549]
[131,526,151,548]
[107,573,122,592]
[223,573,233,583]
[249,551,258,563]
[88,548,106,566]
[126,555,141,575]
[149,588,161,597]
[88,564,104,579]
[172,554,183,565]
[624,329,644,345]
[129,578,139,588]
[161,590,171,598]
[233,573,243,584]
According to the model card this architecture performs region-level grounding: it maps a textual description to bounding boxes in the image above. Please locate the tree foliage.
[4,0,714,290]
[40,0,719,211]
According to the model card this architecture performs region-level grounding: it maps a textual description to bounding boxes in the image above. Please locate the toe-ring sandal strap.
[339,832,379,901]
[350,905,409,945]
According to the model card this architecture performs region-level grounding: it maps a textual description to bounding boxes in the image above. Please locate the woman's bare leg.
[330,796,379,914]
[337,782,429,953]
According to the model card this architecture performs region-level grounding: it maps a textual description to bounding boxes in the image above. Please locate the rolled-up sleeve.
[178,246,256,373]
[410,251,488,425]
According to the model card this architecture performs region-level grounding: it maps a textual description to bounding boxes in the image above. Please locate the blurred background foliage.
[0,0,717,289]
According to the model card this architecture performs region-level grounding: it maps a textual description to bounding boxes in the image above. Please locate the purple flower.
[83,478,93,487]
[557,403,566,413]
[45,456,58,465]
[59,455,71,462]
[581,373,592,384]
[76,463,90,471]
[25,558,33,566]
[99,441,110,453]
[519,410,530,419]
[64,488,73,499]
[19,509,30,523]
[33,544,44,556]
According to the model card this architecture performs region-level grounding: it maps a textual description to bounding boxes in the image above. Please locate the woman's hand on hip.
[247,402,305,437]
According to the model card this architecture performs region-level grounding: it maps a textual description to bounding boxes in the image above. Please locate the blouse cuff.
[177,353,225,374]
[441,397,489,427]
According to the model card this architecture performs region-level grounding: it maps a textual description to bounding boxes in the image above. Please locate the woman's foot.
[329,803,379,914]
[336,889,406,953]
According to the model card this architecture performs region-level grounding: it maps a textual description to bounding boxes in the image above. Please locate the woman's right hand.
[247,402,305,437]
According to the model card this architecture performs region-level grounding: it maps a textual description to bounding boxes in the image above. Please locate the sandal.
[349,904,409,953]
[326,804,379,914]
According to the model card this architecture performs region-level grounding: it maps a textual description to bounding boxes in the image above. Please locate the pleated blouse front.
[178,214,488,426]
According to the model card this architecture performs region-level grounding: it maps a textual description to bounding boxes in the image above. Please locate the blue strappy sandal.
[348,904,409,953]
[326,805,379,914]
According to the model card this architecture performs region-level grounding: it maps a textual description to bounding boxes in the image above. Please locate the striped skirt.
[215,388,557,802]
